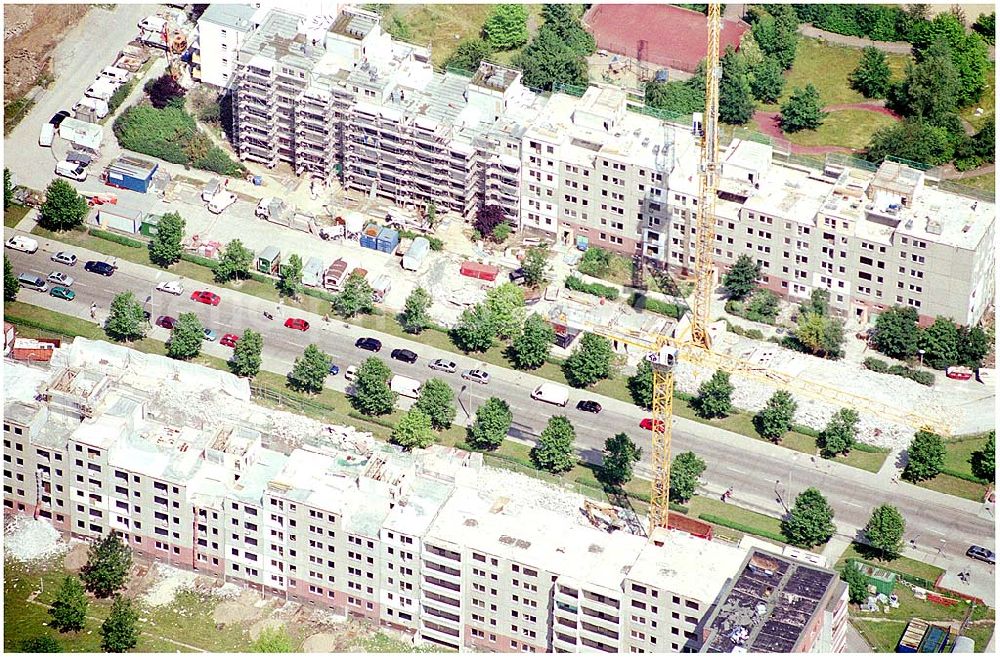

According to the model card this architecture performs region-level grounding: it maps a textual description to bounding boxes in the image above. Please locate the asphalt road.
[6,236,996,602]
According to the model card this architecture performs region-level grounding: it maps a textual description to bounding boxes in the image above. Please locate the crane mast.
[648,3,722,534]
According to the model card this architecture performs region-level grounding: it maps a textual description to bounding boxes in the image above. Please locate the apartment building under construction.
[4,341,847,653]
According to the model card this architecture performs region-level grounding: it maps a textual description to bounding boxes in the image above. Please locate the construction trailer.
[323,258,349,291]
[105,156,158,193]
[302,256,325,288]
[95,206,145,234]
[58,118,104,155]
[853,561,897,596]
[460,261,499,282]
[402,237,430,271]
[371,274,391,303]
[256,246,281,275]
[12,338,62,362]
[138,214,162,238]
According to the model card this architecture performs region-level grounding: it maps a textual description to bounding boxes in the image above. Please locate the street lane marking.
[724,466,748,474]
[844,501,862,507]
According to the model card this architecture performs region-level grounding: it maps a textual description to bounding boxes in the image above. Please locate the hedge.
[180,252,220,269]
[725,320,765,340]
[939,467,991,485]
[854,442,888,454]
[565,275,619,300]
[304,287,337,303]
[791,424,820,438]
[107,79,137,115]
[629,293,687,319]
[698,513,788,544]
[863,357,935,386]
[89,228,145,249]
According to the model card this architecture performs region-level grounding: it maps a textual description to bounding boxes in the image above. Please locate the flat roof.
[628,529,748,604]
[200,3,256,31]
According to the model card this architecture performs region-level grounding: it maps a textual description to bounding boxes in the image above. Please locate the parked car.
[84,261,114,276]
[156,315,177,330]
[203,328,218,342]
[55,160,87,181]
[17,273,47,291]
[49,286,76,301]
[356,337,382,352]
[429,359,457,373]
[156,280,184,295]
[461,369,490,385]
[639,418,665,432]
[391,348,418,364]
[284,318,309,331]
[208,191,238,214]
[345,365,358,381]
[191,290,221,306]
[6,236,39,253]
[576,400,602,414]
[47,271,74,287]
[51,251,77,266]
[329,364,340,376]
[220,333,240,348]
[966,545,996,565]
[201,178,223,202]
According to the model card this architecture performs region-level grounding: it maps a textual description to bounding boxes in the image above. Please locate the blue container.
[360,224,380,250]
[576,235,589,251]
[376,227,400,254]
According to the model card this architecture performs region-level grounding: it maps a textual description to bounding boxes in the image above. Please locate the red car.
[640,418,665,432]
[191,290,221,306]
[284,318,309,331]
[220,333,240,348]
[155,315,177,330]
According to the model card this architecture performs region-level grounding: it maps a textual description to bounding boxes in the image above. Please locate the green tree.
[510,313,554,369]
[49,575,88,632]
[780,83,827,132]
[841,561,869,604]
[351,357,396,416]
[4,255,19,302]
[451,303,496,353]
[719,47,756,124]
[781,487,836,548]
[287,344,332,394]
[104,292,147,342]
[81,533,133,598]
[484,282,525,340]
[671,450,707,502]
[754,390,797,442]
[970,431,995,482]
[745,289,780,323]
[957,325,991,368]
[628,359,654,409]
[391,408,436,450]
[467,396,513,450]
[39,178,89,231]
[644,79,705,115]
[601,433,641,487]
[483,4,528,50]
[850,46,893,98]
[513,25,588,91]
[415,378,456,430]
[148,211,185,267]
[901,38,960,124]
[492,223,512,243]
[4,167,13,210]
[521,248,548,288]
[252,626,294,653]
[563,332,613,388]
[166,312,203,360]
[333,271,375,318]
[695,369,734,419]
[540,3,595,56]
[819,408,859,457]
[866,118,954,166]
[750,56,785,103]
[972,12,995,45]
[19,635,63,653]
[400,286,432,334]
[873,305,920,359]
[903,429,946,482]
[752,8,798,70]
[277,253,303,299]
[100,596,139,653]
[799,288,830,317]
[213,239,253,282]
[145,73,186,109]
[446,38,494,72]
[229,328,262,378]
[796,311,845,358]
[723,254,760,300]
[910,13,990,107]
[918,316,959,369]
[531,415,576,473]
[864,504,906,560]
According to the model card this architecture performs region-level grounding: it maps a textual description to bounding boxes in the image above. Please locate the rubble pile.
[3,516,68,564]
[140,563,199,608]
[474,466,583,519]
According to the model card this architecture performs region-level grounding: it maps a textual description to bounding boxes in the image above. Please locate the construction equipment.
[583,500,624,533]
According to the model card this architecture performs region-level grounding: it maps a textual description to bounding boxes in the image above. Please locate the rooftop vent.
[464,518,478,527]
[926,219,943,235]
[498,535,516,545]
[588,544,604,554]
[755,602,767,617]
[515,539,531,549]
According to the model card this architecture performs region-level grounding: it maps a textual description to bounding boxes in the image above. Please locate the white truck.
[390,375,422,399]
[531,383,569,407]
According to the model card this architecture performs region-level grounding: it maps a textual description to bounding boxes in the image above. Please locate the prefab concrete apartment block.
[105,156,158,193]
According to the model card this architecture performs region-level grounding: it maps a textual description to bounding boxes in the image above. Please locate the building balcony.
[553,633,579,652]
[579,621,620,646]
[422,575,461,596]
[581,593,620,617]
[422,589,461,612]
[422,604,461,624]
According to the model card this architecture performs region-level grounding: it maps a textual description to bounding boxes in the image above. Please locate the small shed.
[852,561,897,596]
[402,237,430,271]
[257,245,281,275]
[323,258,349,291]
[302,256,325,288]
[105,156,158,193]
[139,214,161,238]
[460,261,499,282]
[95,206,145,234]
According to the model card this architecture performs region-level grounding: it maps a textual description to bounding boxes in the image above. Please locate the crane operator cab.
[646,347,678,371]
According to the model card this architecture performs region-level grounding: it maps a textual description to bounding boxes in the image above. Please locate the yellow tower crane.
[648,2,723,534]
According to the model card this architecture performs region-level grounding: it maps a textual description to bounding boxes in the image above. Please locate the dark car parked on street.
[84,261,114,276]
[966,545,996,565]
[391,348,418,364]
[356,337,382,352]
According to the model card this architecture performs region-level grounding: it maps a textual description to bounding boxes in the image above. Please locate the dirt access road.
[3,4,91,101]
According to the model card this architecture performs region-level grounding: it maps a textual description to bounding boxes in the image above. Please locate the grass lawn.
[953,173,996,193]
[943,432,991,478]
[960,62,995,132]
[686,494,786,539]
[831,447,890,474]
[4,204,30,228]
[836,541,945,583]
[851,619,907,653]
[917,472,989,502]
[851,585,983,625]
[759,38,911,111]
[783,110,898,150]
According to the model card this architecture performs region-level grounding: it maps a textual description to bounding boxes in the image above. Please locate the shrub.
[632,294,687,319]
[564,275,619,300]
[863,357,889,372]
[107,80,137,115]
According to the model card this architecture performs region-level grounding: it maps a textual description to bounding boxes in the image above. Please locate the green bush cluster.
[564,275,619,300]
[862,357,935,386]
[724,320,765,340]
[107,80,137,115]
[629,293,686,319]
[792,4,921,42]
[89,228,144,249]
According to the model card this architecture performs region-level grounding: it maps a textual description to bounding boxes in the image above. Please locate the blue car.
[203,328,218,342]
[329,364,340,376]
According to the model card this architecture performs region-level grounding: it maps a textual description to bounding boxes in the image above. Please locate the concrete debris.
[140,563,199,607]
[474,466,584,520]
[3,516,68,564]
[212,582,242,600]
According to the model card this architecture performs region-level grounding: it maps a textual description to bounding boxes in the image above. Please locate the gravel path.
[797,23,914,54]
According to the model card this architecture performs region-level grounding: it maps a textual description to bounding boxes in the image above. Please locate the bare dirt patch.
[62,541,90,572]
[3,3,91,100]
[212,587,274,626]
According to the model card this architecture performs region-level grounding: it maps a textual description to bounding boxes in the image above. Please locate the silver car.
[51,251,77,266]
[47,271,75,287]
[429,358,457,374]
[461,369,490,385]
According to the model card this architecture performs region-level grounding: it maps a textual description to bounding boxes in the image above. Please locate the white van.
[55,160,88,182]
[5,236,39,253]
[73,96,109,119]
[390,375,422,399]
[531,383,569,407]
[39,122,55,147]
[85,78,120,101]
[99,66,132,84]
